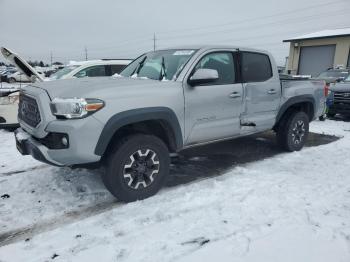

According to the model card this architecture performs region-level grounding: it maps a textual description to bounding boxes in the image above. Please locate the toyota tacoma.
[14,46,327,202]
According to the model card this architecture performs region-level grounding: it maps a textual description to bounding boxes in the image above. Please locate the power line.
[85,1,348,54]
[158,8,350,41]
[157,0,347,36]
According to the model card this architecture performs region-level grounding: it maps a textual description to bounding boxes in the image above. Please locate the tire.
[8,78,16,83]
[102,134,170,202]
[276,111,309,152]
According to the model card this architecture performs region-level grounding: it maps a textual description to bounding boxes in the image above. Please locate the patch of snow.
[14,129,30,141]
[111,73,122,78]
[0,119,350,262]
[131,74,149,80]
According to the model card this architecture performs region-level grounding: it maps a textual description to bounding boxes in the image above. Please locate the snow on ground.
[0,120,350,262]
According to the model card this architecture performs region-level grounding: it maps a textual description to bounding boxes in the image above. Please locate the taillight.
[324,82,329,97]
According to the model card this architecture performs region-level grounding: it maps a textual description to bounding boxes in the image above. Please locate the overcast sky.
[0,0,349,65]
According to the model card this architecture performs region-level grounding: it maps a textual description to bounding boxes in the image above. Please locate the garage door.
[298,45,336,76]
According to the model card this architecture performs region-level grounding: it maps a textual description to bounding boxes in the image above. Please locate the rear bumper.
[0,103,18,126]
[0,121,19,129]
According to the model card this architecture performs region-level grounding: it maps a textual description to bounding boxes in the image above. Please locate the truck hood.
[1,47,44,82]
[329,82,350,92]
[28,76,177,99]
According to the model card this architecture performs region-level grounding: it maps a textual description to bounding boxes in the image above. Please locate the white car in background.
[49,59,131,80]
[0,47,131,129]
[7,71,45,83]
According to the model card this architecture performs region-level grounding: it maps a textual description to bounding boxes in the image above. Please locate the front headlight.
[0,93,19,105]
[50,98,104,119]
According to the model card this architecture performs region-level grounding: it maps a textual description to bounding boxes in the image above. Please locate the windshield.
[49,65,79,80]
[120,49,197,80]
[317,70,349,79]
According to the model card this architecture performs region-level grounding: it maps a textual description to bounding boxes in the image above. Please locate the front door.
[184,51,243,145]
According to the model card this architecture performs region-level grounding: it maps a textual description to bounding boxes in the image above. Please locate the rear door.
[184,50,243,145]
[240,51,281,131]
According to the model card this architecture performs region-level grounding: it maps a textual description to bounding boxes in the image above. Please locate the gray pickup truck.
[14,46,326,202]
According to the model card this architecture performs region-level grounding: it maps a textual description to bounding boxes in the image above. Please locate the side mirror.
[188,68,219,86]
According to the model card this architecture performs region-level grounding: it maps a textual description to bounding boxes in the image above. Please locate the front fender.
[94,107,183,156]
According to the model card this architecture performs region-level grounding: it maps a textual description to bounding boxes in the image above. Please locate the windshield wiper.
[159,56,167,80]
[131,56,147,76]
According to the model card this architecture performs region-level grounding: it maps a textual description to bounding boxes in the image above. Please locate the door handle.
[229,92,241,98]
[267,89,277,94]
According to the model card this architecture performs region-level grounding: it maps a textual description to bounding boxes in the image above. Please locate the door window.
[74,65,106,78]
[241,52,272,82]
[194,52,236,85]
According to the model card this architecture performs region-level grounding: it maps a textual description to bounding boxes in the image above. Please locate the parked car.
[0,47,131,129]
[315,68,350,84]
[0,91,19,129]
[48,59,131,80]
[7,71,45,83]
[327,74,350,117]
[14,45,327,202]
[0,68,17,82]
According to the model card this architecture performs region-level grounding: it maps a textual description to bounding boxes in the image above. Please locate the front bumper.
[16,86,104,166]
[15,115,103,166]
[328,103,350,115]
[15,128,63,166]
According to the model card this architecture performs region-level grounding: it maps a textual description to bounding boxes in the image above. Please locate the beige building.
[283,28,350,76]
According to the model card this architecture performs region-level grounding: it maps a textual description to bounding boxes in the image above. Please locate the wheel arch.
[94,107,183,157]
[275,95,315,128]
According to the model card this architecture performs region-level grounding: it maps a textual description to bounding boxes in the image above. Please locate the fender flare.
[276,95,316,124]
[94,107,183,156]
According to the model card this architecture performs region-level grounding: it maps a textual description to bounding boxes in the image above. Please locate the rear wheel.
[277,111,309,152]
[102,134,170,202]
[8,78,16,83]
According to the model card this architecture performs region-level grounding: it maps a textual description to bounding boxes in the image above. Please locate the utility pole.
[153,33,156,51]
[50,51,53,67]
[84,46,88,61]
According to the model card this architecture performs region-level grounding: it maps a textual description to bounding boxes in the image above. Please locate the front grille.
[18,93,41,127]
[334,92,350,104]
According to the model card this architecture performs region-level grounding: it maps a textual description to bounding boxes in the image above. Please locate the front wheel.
[8,78,16,83]
[277,111,309,152]
[102,134,170,202]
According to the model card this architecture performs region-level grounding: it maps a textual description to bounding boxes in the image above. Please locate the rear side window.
[241,52,272,82]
